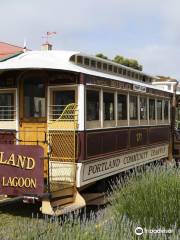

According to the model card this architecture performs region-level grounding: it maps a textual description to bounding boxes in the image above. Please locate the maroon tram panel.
[0,144,44,196]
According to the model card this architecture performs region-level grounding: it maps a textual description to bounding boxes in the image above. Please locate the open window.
[129,95,138,125]
[0,90,16,129]
[164,100,169,123]
[23,79,46,120]
[140,96,148,125]
[86,89,100,129]
[50,90,75,120]
[149,98,156,125]
[117,93,128,126]
[157,99,163,123]
[103,91,115,128]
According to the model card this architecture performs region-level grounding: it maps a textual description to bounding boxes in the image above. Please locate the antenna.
[23,38,27,52]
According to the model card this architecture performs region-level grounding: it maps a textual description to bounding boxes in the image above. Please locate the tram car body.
[0,51,172,214]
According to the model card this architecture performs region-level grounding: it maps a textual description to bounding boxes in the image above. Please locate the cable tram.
[0,50,173,215]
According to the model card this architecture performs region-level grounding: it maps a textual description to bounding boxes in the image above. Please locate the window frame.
[117,91,128,126]
[129,94,139,125]
[48,86,77,122]
[140,95,148,125]
[0,89,16,121]
[103,90,116,128]
[86,88,101,129]
[157,98,163,122]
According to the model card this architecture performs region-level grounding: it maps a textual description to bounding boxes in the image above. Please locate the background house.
[0,42,24,61]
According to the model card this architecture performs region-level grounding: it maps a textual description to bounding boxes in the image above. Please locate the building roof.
[0,42,24,60]
[0,50,172,92]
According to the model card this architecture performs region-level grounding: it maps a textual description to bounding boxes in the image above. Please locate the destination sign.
[0,144,44,196]
[82,144,168,184]
[133,84,146,92]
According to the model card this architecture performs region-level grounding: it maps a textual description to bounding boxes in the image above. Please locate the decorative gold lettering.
[1,177,37,189]
[16,155,27,169]
[6,154,16,167]
[0,152,5,164]
[26,157,35,170]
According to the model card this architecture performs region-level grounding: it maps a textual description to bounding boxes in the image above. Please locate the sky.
[1,0,180,79]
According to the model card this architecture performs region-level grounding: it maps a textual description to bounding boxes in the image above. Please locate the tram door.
[19,78,47,174]
[48,89,77,191]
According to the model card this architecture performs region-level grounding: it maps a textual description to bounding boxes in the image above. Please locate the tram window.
[140,97,147,120]
[164,100,169,120]
[91,60,96,68]
[142,75,145,82]
[118,68,122,74]
[135,73,139,80]
[97,62,102,69]
[114,66,118,73]
[118,94,127,120]
[131,72,135,78]
[103,92,114,120]
[53,90,75,119]
[108,65,113,72]
[24,80,45,118]
[139,74,143,81]
[127,71,131,77]
[0,93,14,120]
[157,100,163,120]
[86,90,99,121]
[123,69,127,76]
[70,55,75,62]
[129,95,138,120]
[77,56,83,64]
[103,63,108,71]
[149,99,155,120]
[84,58,90,66]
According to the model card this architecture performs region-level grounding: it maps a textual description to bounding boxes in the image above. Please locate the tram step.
[50,186,74,199]
[82,193,107,205]
[41,191,86,215]
[51,196,74,207]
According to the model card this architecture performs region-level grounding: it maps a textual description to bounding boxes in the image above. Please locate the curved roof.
[0,50,171,92]
[0,50,79,70]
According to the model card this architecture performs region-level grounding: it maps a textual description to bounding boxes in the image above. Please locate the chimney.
[41,42,52,51]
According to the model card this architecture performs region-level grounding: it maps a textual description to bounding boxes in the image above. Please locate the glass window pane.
[157,100,162,120]
[86,90,99,121]
[103,92,114,120]
[149,99,155,120]
[0,93,14,120]
[53,90,75,119]
[140,97,147,120]
[118,94,127,120]
[24,80,45,118]
[130,95,138,120]
[164,100,169,120]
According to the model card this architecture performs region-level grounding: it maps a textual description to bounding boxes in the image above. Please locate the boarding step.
[41,191,86,215]
[82,193,108,205]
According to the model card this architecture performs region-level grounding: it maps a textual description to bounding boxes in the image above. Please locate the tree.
[96,53,143,71]
[96,53,108,60]
[113,55,143,71]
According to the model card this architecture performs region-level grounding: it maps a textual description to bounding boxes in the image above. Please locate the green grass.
[0,166,179,240]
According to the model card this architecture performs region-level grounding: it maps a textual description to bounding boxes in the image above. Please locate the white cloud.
[1,0,180,78]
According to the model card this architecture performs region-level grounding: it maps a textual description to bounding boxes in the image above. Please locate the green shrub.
[110,167,180,229]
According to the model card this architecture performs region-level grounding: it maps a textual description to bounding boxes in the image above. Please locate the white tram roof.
[0,50,172,92]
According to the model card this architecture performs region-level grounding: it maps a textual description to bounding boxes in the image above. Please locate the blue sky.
[1,0,180,79]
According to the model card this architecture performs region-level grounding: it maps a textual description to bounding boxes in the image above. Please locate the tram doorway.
[19,77,48,174]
